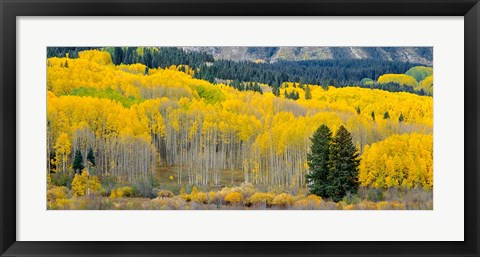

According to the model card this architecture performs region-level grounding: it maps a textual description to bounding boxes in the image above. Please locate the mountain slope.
[182,47,433,66]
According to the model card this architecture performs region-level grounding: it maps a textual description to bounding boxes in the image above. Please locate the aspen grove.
[46,48,433,210]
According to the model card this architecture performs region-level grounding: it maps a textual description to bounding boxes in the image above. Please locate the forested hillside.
[46,49,433,210]
[47,47,433,95]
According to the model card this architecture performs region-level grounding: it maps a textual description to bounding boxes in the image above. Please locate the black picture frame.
[1,0,479,256]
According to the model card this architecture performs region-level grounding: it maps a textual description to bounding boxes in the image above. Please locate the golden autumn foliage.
[47,49,433,192]
[47,186,69,209]
[377,74,418,88]
[359,133,433,190]
[53,132,71,173]
[293,194,323,209]
[419,75,433,94]
[71,170,102,196]
[248,192,276,206]
[272,193,295,207]
[192,192,208,204]
[224,191,243,204]
[121,186,133,197]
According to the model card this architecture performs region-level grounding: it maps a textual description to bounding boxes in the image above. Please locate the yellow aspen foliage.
[71,170,102,196]
[359,133,433,190]
[54,133,71,172]
[78,50,113,66]
[378,74,418,88]
[47,49,432,189]
[419,75,433,94]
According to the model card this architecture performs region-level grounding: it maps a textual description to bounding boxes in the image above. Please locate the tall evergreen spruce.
[113,47,124,65]
[306,124,332,197]
[306,124,360,202]
[87,147,95,166]
[72,149,85,174]
[327,125,360,202]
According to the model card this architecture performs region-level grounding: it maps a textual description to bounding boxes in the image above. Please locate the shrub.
[225,192,243,205]
[293,194,323,209]
[248,192,275,206]
[336,201,347,210]
[132,174,159,198]
[116,188,124,198]
[190,186,199,196]
[272,193,294,207]
[377,201,391,210]
[110,190,117,199]
[210,191,227,205]
[51,170,74,188]
[192,192,208,204]
[156,189,175,198]
[179,187,192,202]
[151,197,187,210]
[355,200,378,210]
[54,198,72,209]
[342,193,362,205]
[307,194,322,202]
[47,186,69,209]
[121,186,133,197]
[237,182,255,198]
[207,191,217,204]
[391,201,406,210]
[100,176,118,196]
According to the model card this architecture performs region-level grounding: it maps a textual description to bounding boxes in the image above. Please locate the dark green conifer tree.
[327,125,360,202]
[87,147,95,166]
[113,47,124,65]
[306,124,332,197]
[383,111,390,119]
[72,149,85,174]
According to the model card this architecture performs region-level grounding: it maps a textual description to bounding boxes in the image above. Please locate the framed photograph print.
[1,0,479,256]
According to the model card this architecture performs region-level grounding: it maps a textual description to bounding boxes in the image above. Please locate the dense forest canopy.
[46,48,433,210]
[47,47,432,96]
